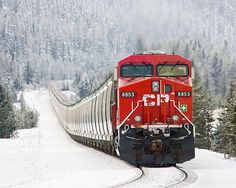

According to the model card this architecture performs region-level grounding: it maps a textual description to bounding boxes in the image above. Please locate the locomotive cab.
[114,52,195,166]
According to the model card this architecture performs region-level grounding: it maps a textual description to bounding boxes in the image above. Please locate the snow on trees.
[23,61,35,85]
[0,0,235,98]
[0,83,16,138]
[193,69,214,149]
[15,93,39,130]
[214,81,236,157]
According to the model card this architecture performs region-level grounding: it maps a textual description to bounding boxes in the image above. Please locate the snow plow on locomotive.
[50,51,195,166]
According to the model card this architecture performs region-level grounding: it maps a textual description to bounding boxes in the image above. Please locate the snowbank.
[0,89,137,188]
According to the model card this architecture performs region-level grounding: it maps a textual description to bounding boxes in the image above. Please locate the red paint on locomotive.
[116,53,193,130]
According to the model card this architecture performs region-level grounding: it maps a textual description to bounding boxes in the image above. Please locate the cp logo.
[143,94,170,106]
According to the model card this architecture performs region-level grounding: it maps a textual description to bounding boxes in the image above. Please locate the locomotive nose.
[119,78,175,126]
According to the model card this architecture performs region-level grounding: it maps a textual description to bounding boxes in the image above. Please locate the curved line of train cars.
[50,51,195,166]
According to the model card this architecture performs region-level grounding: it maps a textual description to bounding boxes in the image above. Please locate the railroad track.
[109,166,144,188]
[110,165,197,188]
[166,166,188,188]
[167,166,198,188]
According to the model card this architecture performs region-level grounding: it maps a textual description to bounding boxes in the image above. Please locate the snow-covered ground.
[181,149,236,188]
[0,89,236,188]
[0,89,138,188]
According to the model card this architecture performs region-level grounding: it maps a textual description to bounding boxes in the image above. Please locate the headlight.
[134,115,142,122]
[152,81,160,92]
[172,115,179,121]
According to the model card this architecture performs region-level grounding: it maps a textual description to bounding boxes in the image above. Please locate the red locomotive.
[51,51,195,166]
[113,51,195,165]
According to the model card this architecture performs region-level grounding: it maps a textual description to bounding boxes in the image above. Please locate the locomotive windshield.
[157,64,189,77]
[121,64,153,77]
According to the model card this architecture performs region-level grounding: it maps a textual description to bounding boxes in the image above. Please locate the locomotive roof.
[118,53,192,66]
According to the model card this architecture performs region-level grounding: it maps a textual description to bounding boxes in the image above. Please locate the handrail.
[117,100,143,145]
[170,100,195,137]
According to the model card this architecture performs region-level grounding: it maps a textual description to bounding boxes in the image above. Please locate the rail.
[109,166,144,188]
[111,165,197,188]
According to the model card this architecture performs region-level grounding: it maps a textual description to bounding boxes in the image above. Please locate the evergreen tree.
[13,78,23,91]
[213,109,228,155]
[15,94,39,129]
[19,93,26,112]
[184,44,190,58]
[136,37,146,52]
[193,69,215,149]
[23,110,39,129]
[210,53,223,95]
[214,81,236,157]
[78,77,90,98]
[0,83,16,138]
[23,61,35,84]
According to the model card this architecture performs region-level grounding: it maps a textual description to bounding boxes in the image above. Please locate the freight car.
[50,51,195,166]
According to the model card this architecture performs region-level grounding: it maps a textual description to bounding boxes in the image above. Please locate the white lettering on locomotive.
[143,94,170,106]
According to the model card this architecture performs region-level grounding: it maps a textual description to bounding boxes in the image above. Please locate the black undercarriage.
[117,125,195,166]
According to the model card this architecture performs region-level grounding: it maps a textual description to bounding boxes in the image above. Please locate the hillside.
[0,0,235,96]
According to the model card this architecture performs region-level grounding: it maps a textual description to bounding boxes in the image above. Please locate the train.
[50,51,195,166]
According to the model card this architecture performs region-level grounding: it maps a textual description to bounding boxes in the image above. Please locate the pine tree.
[193,69,215,149]
[14,93,39,129]
[78,76,91,98]
[23,61,35,84]
[213,109,228,155]
[184,44,190,58]
[0,83,16,138]
[136,37,146,52]
[214,81,236,157]
[210,53,223,95]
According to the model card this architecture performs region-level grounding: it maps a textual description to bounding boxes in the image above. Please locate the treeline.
[1,0,236,103]
[0,0,128,101]
[193,70,236,158]
[213,82,236,158]
[0,82,39,138]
